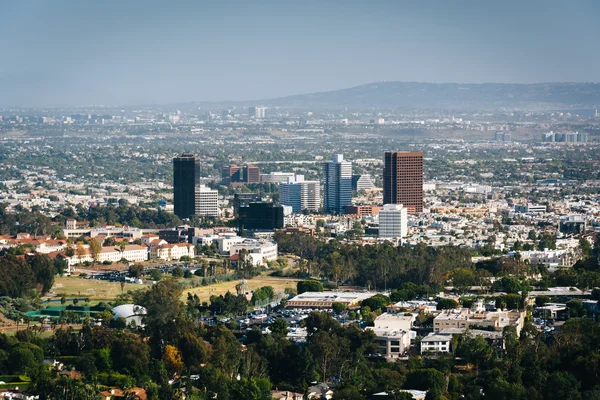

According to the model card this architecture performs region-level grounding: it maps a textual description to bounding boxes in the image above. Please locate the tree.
[136,278,184,356]
[28,254,56,294]
[567,299,586,318]
[297,280,324,294]
[332,302,346,314]
[149,269,162,281]
[535,295,551,307]
[178,332,210,373]
[110,333,150,376]
[270,318,288,337]
[88,238,102,265]
[544,371,581,400]
[455,335,494,374]
[436,298,459,310]
[9,345,36,374]
[163,344,184,374]
[172,266,184,278]
[405,368,446,392]
[332,386,364,400]
[361,294,390,312]
[452,268,476,294]
[128,264,144,278]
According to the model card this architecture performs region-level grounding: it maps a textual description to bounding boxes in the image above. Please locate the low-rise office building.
[368,313,413,359]
[420,334,452,354]
[433,300,525,335]
[229,239,278,266]
[286,291,375,309]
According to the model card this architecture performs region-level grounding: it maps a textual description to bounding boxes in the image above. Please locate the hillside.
[247,81,600,111]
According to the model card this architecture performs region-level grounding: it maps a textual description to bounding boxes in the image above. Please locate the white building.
[379,204,408,239]
[354,174,376,191]
[217,235,245,253]
[280,175,321,213]
[284,214,315,227]
[260,172,295,183]
[63,226,156,240]
[368,313,413,359]
[513,249,580,271]
[249,106,267,119]
[420,334,452,354]
[195,185,219,217]
[112,304,147,327]
[514,203,546,213]
[229,239,278,266]
[149,243,195,261]
[323,154,352,214]
[68,245,148,266]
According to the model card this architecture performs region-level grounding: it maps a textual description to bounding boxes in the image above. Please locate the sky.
[1,0,599,107]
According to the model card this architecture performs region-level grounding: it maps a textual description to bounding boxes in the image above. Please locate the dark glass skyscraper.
[173,153,200,219]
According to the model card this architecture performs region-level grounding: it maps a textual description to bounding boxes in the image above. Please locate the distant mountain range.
[203,82,600,112]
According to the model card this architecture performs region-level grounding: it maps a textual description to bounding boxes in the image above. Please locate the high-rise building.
[237,202,284,230]
[195,185,219,217]
[323,154,352,214]
[379,204,408,239]
[222,164,260,184]
[249,106,267,119]
[233,193,261,216]
[352,174,376,191]
[173,153,200,219]
[242,165,261,183]
[279,175,321,213]
[383,151,423,214]
[222,165,240,184]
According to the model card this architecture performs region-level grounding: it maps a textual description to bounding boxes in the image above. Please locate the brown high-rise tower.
[383,151,423,213]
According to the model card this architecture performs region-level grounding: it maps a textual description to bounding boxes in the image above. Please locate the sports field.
[183,275,301,302]
[47,276,150,301]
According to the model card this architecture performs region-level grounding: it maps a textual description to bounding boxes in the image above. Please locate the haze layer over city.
[0,1,600,400]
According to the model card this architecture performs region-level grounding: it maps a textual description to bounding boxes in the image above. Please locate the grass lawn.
[183,275,301,302]
[47,276,150,301]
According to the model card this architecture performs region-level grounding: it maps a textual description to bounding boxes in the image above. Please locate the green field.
[48,276,150,300]
[183,275,301,302]
[49,275,300,304]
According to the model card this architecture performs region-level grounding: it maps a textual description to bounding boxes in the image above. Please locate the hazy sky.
[1,0,599,106]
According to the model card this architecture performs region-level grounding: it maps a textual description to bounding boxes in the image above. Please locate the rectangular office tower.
[279,175,321,213]
[323,154,352,213]
[173,153,200,219]
[195,185,219,217]
[379,204,408,238]
[383,151,424,213]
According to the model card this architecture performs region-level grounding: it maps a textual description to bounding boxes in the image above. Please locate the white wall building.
[354,174,376,191]
[229,239,278,266]
[280,175,321,213]
[379,204,408,238]
[284,214,315,227]
[195,185,219,217]
[513,249,580,271]
[420,334,452,354]
[68,245,148,266]
[217,235,245,253]
[149,243,195,261]
[260,172,295,183]
[368,313,413,359]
